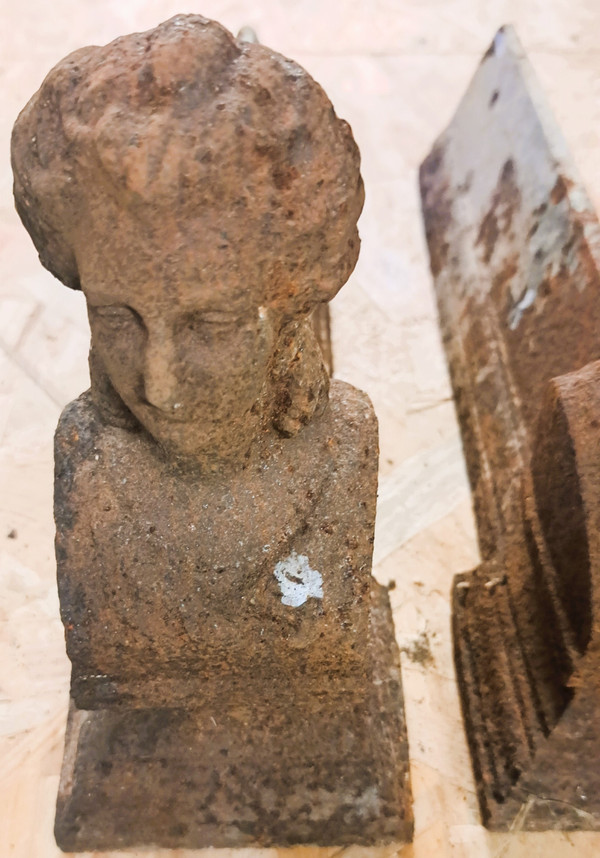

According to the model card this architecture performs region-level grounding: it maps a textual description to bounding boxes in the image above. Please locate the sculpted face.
[80,236,276,464]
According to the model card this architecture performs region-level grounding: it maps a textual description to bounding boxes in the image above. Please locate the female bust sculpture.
[12,15,411,850]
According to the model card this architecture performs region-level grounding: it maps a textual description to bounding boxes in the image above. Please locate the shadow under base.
[55,584,413,851]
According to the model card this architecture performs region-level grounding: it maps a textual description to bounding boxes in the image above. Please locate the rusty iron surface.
[420,25,600,830]
[312,303,334,376]
[11,14,412,849]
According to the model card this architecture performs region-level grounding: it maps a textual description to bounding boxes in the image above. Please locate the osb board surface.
[1,2,600,857]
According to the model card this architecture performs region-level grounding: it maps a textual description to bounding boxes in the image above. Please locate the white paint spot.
[508,286,537,329]
[273,551,323,608]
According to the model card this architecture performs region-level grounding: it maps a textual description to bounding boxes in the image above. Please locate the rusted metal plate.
[420,25,600,830]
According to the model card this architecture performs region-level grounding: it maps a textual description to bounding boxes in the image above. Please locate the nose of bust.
[143,326,181,413]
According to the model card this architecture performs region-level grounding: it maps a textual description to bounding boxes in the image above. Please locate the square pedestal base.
[55,585,413,850]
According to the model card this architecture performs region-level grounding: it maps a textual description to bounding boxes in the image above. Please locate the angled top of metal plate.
[422,23,600,281]
[420,26,600,556]
[421,25,600,435]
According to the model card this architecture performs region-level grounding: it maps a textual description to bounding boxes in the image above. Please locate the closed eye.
[188,311,239,325]
[184,311,240,336]
[91,304,143,328]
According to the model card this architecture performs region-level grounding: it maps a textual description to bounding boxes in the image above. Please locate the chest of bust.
[55,391,376,708]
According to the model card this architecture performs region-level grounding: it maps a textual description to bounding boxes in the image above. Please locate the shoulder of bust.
[55,391,104,453]
[54,392,106,516]
[327,378,378,436]
[319,379,379,471]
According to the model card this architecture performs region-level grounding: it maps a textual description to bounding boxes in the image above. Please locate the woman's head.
[12,15,364,464]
